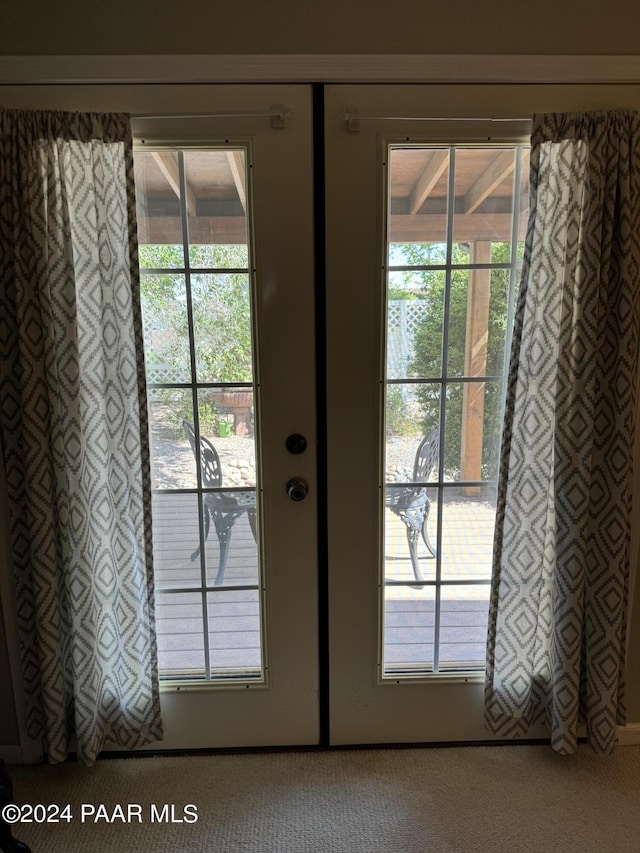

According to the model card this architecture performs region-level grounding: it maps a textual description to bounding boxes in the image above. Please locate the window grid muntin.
[382,143,526,677]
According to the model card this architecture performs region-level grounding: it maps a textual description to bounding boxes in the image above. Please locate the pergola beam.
[226,151,247,213]
[461,241,492,496]
[151,152,198,217]
[408,149,449,215]
[139,210,527,246]
[462,150,516,215]
[137,216,247,245]
[390,213,527,243]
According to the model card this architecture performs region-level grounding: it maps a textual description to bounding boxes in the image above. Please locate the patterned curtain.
[0,110,163,764]
[485,112,640,754]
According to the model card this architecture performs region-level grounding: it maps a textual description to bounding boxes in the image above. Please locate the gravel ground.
[150,418,257,490]
[384,433,422,481]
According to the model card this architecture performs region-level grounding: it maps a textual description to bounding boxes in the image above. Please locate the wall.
[1,0,640,57]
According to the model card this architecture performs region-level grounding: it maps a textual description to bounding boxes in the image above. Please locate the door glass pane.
[184,149,249,268]
[148,388,197,490]
[135,151,186,268]
[382,144,528,676]
[383,586,436,674]
[156,591,206,679]
[197,388,256,475]
[384,485,438,586]
[152,493,201,590]
[388,148,450,256]
[439,584,491,672]
[192,274,253,384]
[385,382,440,466]
[207,590,262,677]
[202,492,258,589]
[140,274,191,383]
[135,147,264,683]
[386,273,444,379]
[452,148,516,262]
[439,486,497,583]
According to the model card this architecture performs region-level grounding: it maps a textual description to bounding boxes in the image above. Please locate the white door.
[325,83,640,744]
[0,84,319,749]
[130,87,319,749]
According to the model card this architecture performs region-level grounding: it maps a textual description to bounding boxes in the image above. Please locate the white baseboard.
[617,724,640,745]
[0,746,23,765]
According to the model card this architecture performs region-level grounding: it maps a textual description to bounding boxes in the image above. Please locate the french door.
[324,84,640,744]
[324,85,529,744]
[3,81,640,752]
[127,86,320,749]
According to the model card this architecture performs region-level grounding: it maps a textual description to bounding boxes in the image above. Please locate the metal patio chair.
[385,428,439,584]
[183,421,257,586]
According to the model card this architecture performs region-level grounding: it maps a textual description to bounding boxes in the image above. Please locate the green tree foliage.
[139,243,253,435]
[393,241,513,479]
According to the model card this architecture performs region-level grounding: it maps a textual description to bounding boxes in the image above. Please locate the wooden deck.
[152,492,261,678]
[152,493,495,678]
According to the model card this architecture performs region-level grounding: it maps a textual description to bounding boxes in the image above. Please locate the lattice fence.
[145,363,189,384]
[143,300,427,384]
[387,300,429,379]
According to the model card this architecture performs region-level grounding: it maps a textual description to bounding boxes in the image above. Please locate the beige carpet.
[9,744,640,852]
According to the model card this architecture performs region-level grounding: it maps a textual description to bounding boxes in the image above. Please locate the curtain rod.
[133,105,288,129]
[345,109,531,132]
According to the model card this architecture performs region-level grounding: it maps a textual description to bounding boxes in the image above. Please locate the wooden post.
[461,242,491,496]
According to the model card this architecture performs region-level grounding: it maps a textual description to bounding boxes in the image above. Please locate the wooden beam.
[461,242,492,496]
[137,215,247,245]
[408,149,449,215]
[151,152,197,217]
[462,149,529,213]
[390,213,527,243]
[462,150,516,215]
[140,209,527,248]
[226,151,247,213]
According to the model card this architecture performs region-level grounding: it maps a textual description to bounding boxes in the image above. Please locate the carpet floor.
[9,744,640,852]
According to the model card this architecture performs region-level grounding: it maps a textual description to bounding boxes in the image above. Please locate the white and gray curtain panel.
[486,111,640,754]
[0,110,162,764]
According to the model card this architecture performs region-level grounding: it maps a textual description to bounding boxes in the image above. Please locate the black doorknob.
[285,433,307,455]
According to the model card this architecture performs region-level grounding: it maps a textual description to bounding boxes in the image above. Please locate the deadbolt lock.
[285,433,307,455]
